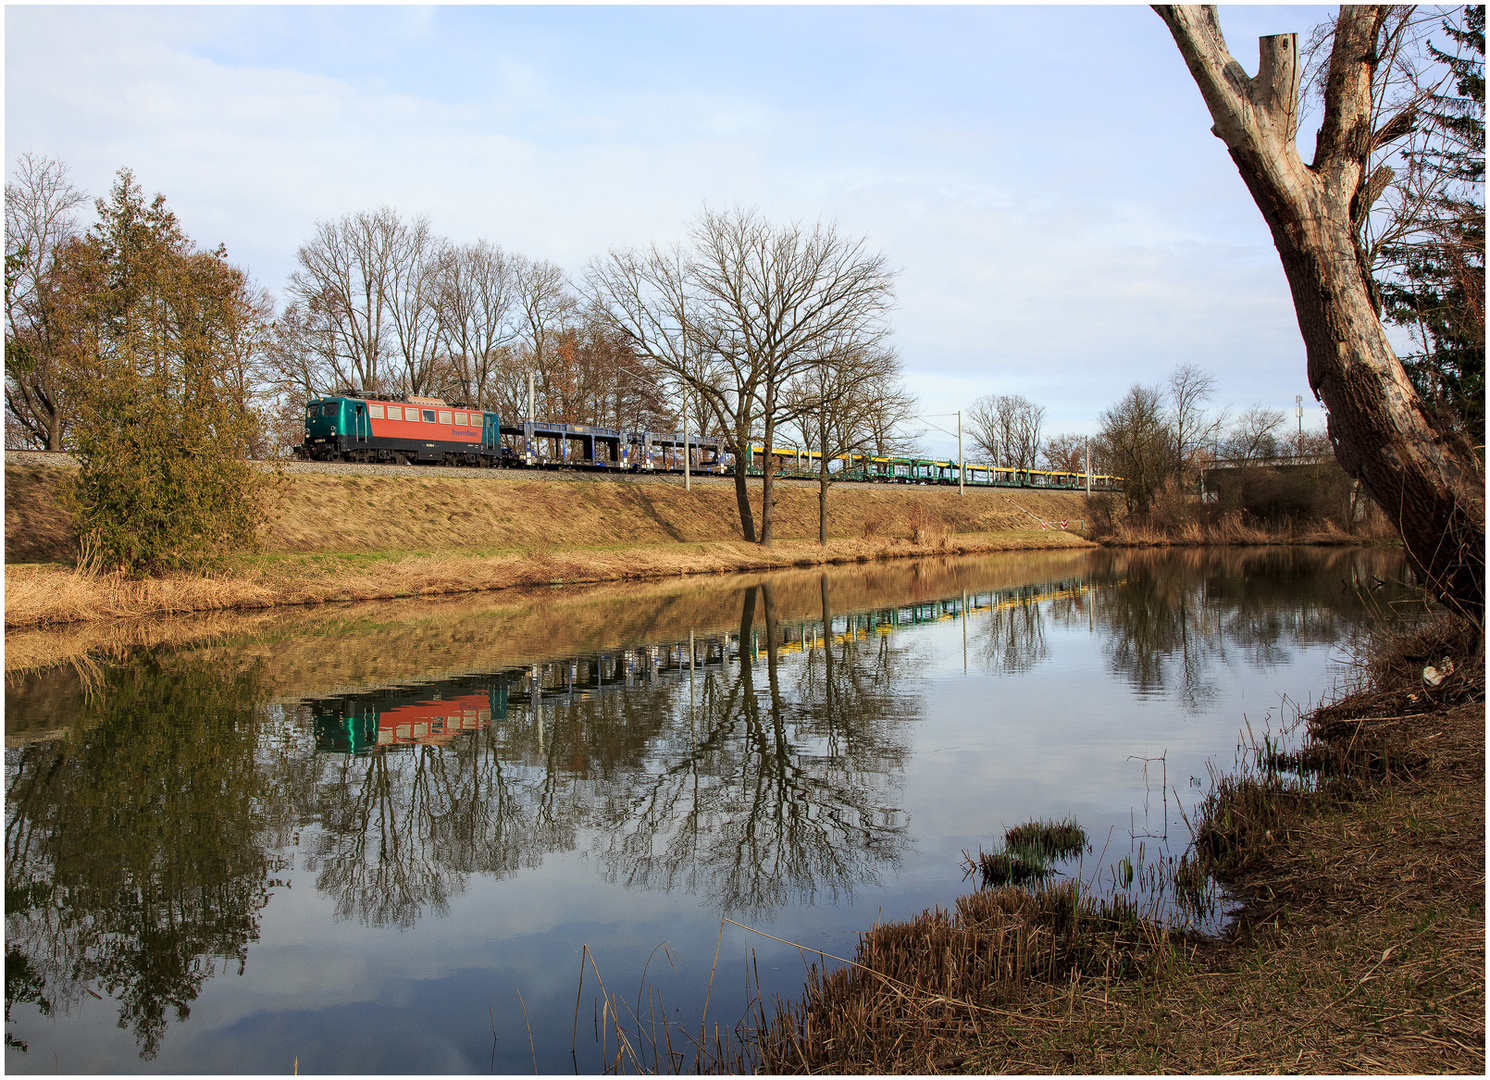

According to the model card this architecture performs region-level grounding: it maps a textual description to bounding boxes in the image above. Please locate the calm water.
[4,546,1413,1073]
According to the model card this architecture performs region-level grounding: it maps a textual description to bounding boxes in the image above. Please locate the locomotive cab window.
[306,405,317,418]
[322,404,338,416]
[422,409,436,423]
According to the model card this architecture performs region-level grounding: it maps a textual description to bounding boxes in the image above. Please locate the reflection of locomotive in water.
[309,643,736,755]
[311,676,511,753]
[295,392,1122,491]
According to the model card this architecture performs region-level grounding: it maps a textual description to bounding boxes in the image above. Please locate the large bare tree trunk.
[733,457,756,543]
[727,417,757,543]
[819,427,831,545]
[761,388,778,547]
[1155,5,1485,622]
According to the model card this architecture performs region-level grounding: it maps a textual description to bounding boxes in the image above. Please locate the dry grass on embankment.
[1093,512,1399,548]
[4,460,1094,629]
[742,613,1484,1074]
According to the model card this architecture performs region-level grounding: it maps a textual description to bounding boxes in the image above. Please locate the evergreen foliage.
[60,170,264,573]
[1380,6,1485,446]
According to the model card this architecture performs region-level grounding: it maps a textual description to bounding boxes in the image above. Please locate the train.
[294,392,1122,492]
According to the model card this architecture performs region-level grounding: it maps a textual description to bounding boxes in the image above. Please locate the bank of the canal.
[754,614,1485,1074]
[5,455,1096,628]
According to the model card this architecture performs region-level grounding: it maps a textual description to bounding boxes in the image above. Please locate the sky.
[6,3,1371,457]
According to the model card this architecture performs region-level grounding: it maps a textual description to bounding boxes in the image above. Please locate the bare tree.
[384,215,441,397]
[585,240,763,538]
[5,153,88,449]
[434,239,515,409]
[556,312,675,432]
[286,207,412,395]
[266,300,339,395]
[588,208,896,545]
[1154,4,1484,620]
[967,393,1045,469]
[1167,361,1226,470]
[865,402,924,458]
[791,339,912,543]
[1221,403,1288,463]
[1041,432,1088,474]
[1094,383,1175,514]
[689,208,896,547]
[511,255,578,420]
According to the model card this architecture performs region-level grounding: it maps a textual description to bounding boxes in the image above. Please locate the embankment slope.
[6,458,1094,561]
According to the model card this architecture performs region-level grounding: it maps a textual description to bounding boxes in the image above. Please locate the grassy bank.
[4,459,1095,628]
[735,614,1484,1073]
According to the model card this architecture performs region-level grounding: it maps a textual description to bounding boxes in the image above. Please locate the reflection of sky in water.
[4,547,1412,1073]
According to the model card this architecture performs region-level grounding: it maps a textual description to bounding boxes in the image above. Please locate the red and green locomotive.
[295,393,726,471]
[295,394,513,466]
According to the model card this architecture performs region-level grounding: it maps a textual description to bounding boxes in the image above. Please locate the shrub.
[57,170,265,574]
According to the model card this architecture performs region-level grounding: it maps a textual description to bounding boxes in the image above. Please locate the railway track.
[5,449,750,485]
[5,449,1105,491]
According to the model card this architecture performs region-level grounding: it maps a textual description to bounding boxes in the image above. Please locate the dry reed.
[748,883,1165,1073]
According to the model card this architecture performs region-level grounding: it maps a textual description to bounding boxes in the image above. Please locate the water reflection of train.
[308,577,1092,754]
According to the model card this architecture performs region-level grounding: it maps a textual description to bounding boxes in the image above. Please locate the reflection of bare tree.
[304,750,467,928]
[594,582,913,918]
[1083,567,1225,711]
[1070,547,1416,710]
[590,580,905,917]
[974,595,1050,676]
[298,681,652,928]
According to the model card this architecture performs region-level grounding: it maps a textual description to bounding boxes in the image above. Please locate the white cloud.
[6,5,1344,444]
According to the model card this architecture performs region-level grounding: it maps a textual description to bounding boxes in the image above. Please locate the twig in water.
[698,917,726,1068]
[634,941,674,1073]
[516,989,537,1074]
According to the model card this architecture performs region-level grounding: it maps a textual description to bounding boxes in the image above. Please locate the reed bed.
[1002,817,1087,859]
[1093,512,1397,548]
[745,883,1168,1074]
[966,818,1090,888]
